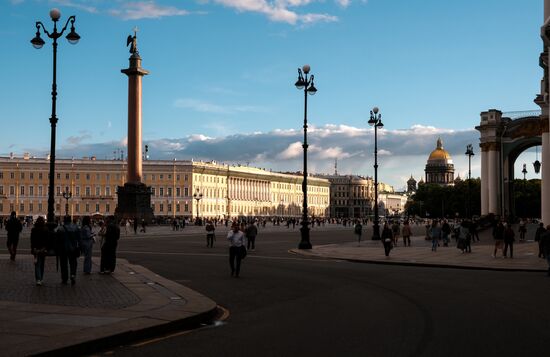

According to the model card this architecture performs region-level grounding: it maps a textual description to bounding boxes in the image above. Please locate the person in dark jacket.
[381,222,393,257]
[503,223,515,258]
[56,215,81,285]
[539,226,550,276]
[245,222,258,250]
[100,216,120,274]
[534,223,546,258]
[492,221,505,258]
[5,211,22,261]
[30,217,49,285]
[80,216,95,274]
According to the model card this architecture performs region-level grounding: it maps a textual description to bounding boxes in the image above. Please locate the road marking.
[118,250,340,262]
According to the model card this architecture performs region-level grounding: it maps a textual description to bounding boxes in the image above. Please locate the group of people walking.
[4,212,122,286]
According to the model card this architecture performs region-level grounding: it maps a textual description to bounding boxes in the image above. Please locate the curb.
[289,249,548,273]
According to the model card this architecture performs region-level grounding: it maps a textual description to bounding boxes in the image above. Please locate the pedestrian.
[518,218,527,241]
[140,219,147,233]
[391,220,400,246]
[100,216,120,274]
[402,220,412,247]
[430,220,441,252]
[381,222,393,257]
[30,216,49,286]
[441,220,451,247]
[503,223,515,258]
[5,211,22,261]
[133,218,138,235]
[457,220,471,253]
[205,220,216,248]
[492,221,505,258]
[535,222,546,258]
[539,225,550,276]
[245,221,258,250]
[80,216,95,275]
[227,223,245,277]
[56,215,81,285]
[469,220,480,242]
[354,220,363,246]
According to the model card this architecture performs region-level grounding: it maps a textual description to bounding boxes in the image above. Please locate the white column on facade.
[481,149,489,215]
[487,150,499,215]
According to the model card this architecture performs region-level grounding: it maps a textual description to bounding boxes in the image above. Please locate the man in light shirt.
[227,223,245,277]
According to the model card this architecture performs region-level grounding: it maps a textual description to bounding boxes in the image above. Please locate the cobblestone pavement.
[0,257,140,308]
[0,255,217,356]
[291,235,549,271]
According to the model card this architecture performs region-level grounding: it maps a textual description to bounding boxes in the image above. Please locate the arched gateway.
[476,110,544,218]
[477,0,550,223]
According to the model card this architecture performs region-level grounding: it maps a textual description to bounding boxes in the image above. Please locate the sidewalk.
[0,255,217,356]
[291,236,549,272]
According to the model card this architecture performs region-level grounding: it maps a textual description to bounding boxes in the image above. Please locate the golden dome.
[427,137,452,163]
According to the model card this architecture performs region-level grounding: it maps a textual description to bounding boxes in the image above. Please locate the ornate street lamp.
[522,163,528,180]
[534,146,541,174]
[31,8,80,226]
[62,186,72,217]
[193,189,203,225]
[368,107,383,240]
[465,144,475,218]
[295,64,317,249]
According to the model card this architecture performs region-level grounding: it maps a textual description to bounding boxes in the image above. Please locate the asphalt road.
[93,224,550,357]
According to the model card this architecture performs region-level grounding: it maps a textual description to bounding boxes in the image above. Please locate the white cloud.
[278,141,303,159]
[213,0,338,24]
[50,0,99,13]
[109,1,189,20]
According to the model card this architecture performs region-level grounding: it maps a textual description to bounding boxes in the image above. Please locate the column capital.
[479,142,499,152]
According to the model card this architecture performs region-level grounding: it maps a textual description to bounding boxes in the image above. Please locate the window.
[9,203,14,212]
[184,174,188,181]
[151,187,156,196]
[106,186,111,196]
[21,172,25,179]
[20,186,25,195]
[85,203,90,212]
[95,203,100,212]
[56,173,60,180]
[38,186,43,196]
[30,173,33,180]
[159,203,164,212]
[38,202,42,212]
[167,187,172,196]
[168,204,172,212]
[76,173,80,180]
[95,186,100,196]
[10,186,14,195]
[176,204,180,212]
[10,172,14,179]
[184,187,189,196]
[29,186,34,196]
[168,174,172,180]
[20,203,24,212]
[177,174,180,181]
[159,187,164,196]
[152,174,155,181]
[0,172,3,179]
[160,174,164,180]
[0,186,3,195]
[75,203,80,213]
[39,173,43,180]
[184,203,189,212]
[65,173,70,180]
[86,187,91,196]
[29,203,33,212]
[176,187,181,197]
[0,203,3,212]
[56,186,61,195]
[106,174,110,181]
[86,174,90,180]
[75,186,80,196]
[106,203,110,213]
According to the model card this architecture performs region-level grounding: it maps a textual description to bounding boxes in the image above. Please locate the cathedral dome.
[428,138,453,164]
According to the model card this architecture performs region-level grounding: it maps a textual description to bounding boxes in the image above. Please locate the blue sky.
[0,0,545,188]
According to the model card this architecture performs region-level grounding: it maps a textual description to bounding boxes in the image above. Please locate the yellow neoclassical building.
[0,155,330,219]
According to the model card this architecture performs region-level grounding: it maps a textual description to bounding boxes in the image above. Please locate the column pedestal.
[116,182,154,223]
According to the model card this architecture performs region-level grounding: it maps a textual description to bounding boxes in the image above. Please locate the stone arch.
[477,110,544,218]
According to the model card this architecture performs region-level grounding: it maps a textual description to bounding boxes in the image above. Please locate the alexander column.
[116,29,154,222]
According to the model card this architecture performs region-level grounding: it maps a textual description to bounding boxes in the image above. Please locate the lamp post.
[62,186,72,217]
[368,107,384,240]
[31,8,80,226]
[294,64,317,249]
[522,163,528,218]
[465,144,475,218]
[193,189,203,225]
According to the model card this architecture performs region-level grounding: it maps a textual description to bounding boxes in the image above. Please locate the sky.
[0,0,545,190]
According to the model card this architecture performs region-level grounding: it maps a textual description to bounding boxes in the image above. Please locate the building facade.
[0,156,330,219]
[320,175,374,218]
[425,138,455,186]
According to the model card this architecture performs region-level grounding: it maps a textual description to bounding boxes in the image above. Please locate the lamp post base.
[298,225,312,249]
[116,182,154,223]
